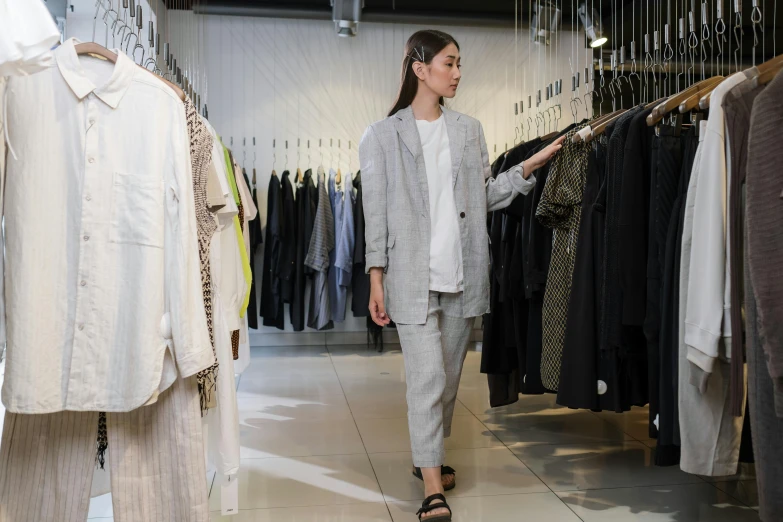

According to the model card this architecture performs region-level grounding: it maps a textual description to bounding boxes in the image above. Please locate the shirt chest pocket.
[110,172,165,249]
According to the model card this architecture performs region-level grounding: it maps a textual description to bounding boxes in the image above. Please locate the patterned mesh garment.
[186,98,220,411]
[95,98,219,466]
[535,125,592,391]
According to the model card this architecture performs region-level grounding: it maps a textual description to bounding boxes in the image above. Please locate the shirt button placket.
[71,100,99,405]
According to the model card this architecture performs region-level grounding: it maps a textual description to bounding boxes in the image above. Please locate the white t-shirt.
[416,114,464,293]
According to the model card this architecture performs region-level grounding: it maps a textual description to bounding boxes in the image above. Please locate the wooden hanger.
[573,109,625,143]
[335,168,342,185]
[271,169,277,177]
[296,167,303,183]
[755,63,783,86]
[252,168,256,186]
[699,57,783,110]
[645,96,668,110]
[647,76,724,126]
[541,131,560,142]
[681,79,724,112]
[585,109,628,142]
[753,53,783,85]
[74,42,186,101]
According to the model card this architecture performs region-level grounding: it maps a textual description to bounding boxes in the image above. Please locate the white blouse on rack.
[1,39,214,414]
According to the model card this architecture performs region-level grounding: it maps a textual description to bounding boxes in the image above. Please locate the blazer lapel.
[394,106,422,159]
[395,106,429,214]
[443,108,466,188]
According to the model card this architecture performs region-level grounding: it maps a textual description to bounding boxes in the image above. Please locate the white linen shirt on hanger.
[0,39,214,414]
[416,114,464,293]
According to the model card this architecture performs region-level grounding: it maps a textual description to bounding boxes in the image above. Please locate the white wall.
[203,16,593,172]
[200,15,595,337]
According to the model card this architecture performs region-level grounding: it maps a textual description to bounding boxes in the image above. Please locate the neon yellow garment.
[221,144,253,317]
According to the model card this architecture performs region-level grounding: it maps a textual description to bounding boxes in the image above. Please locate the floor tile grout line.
[460,393,586,521]
[325,344,395,522]
[704,480,758,509]
[465,396,591,521]
[583,409,757,499]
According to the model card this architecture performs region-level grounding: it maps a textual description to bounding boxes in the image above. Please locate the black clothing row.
[259,169,370,332]
[481,109,688,417]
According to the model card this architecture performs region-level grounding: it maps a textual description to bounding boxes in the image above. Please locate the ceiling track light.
[578,2,608,48]
[530,1,562,46]
[332,0,364,37]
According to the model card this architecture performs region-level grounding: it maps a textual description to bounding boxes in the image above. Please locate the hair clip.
[410,46,425,62]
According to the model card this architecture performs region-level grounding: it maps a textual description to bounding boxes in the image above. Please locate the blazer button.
[460,212,466,218]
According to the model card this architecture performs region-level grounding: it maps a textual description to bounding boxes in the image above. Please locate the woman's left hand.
[522,135,566,178]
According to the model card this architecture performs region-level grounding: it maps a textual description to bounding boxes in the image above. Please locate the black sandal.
[412,465,457,491]
[416,493,452,521]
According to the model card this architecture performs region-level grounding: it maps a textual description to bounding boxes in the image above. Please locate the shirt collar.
[55,38,135,109]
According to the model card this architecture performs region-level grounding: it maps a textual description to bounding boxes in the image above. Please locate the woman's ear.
[412,62,425,81]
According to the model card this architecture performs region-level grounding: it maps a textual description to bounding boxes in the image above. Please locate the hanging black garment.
[351,171,371,318]
[292,170,316,331]
[601,108,645,355]
[482,153,515,371]
[617,108,656,327]
[261,174,284,328]
[483,137,555,407]
[278,171,297,308]
[644,126,684,463]
[520,139,557,396]
[483,151,521,407]
[245,171,260,330]
[656,125,698,466]
[558,136,609,409]
[603,109,650,413]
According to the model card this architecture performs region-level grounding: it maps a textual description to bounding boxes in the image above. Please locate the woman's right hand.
[369,267,391,326]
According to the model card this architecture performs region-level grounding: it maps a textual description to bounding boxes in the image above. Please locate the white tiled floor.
[86,344,761,521]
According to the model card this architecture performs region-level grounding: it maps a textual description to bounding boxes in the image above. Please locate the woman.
[359,29,564,521]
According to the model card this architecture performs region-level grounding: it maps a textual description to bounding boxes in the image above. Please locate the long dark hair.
[387,30,460,117]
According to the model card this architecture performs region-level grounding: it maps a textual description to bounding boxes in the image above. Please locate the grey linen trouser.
[0,376,209,522]
[396,291,473,468]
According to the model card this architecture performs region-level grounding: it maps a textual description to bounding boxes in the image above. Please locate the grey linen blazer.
[359,106,536,325]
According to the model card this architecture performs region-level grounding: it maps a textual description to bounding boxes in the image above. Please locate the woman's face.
[414,43,462,99]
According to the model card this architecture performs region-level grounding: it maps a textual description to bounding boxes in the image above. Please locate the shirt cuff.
[684,323,720,373]
[176,343,217,379]
[365,252,387,274]
[687,345,717,376]
[507,165,537,196]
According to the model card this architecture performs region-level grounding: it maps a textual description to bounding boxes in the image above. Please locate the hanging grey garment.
[327,171,347,322]
[746,222,783,522]
[329,172,356,322]
[745,70,783,416]
[305,168,335,330]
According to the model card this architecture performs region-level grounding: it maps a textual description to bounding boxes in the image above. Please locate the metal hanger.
[272,139,277,176]
[296,138,303,183]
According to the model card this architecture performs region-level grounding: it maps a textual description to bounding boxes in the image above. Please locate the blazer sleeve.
[359,125,389,273]
[480,123,536,212]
